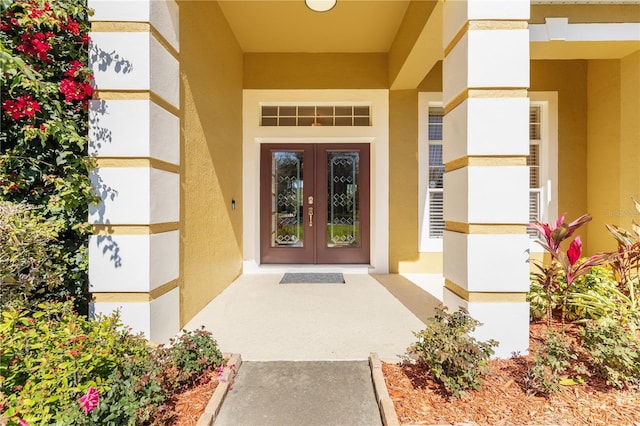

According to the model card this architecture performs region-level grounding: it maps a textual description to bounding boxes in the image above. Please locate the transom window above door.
[260,104,371,127]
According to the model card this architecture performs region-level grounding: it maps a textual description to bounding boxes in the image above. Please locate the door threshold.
[243,261,371,274]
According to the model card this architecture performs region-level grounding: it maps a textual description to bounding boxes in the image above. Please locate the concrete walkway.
[214,361,382,426]
[184,273,440,361]
[185,273,441,425]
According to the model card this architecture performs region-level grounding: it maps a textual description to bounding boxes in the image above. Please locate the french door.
[260,143,370,264]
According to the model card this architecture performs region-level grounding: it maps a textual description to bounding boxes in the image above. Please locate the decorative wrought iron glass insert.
[261,105,371,127]
[271,151,304,247]
[327,151,360,248]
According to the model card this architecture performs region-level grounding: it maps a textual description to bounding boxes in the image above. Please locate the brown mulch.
[169,371,219,426]
[382,323,640,426]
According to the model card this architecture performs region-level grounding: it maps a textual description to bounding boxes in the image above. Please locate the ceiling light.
[305,0,336,12]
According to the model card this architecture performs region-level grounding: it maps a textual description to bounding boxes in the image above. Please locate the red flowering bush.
[1,94,40,119]
[0,0,97,309]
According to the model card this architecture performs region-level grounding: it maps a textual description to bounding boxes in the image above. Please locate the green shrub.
[579,318,640,388]
[528,270,562,322]
[0,300,154,425]
[0,300,225,425]
[409,306,498,397]
[525,330,577,395]
[0,202,65,308]
[568,265,638,325]
[529,265,639,326]
[163,327,224,391]
[85,348,168,426]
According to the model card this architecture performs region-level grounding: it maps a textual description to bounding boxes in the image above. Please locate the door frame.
[242,89,390,273]
[259,143,370,265]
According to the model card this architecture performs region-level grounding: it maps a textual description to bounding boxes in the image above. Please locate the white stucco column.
[442,0,531,357]
[87,0,180,343]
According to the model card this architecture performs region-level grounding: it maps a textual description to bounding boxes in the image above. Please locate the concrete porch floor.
[183,273,442,361]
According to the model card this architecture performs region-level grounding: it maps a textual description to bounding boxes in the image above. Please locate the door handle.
[308,207,314,227]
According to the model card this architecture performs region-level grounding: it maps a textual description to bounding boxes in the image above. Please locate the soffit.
[218,0,411,53]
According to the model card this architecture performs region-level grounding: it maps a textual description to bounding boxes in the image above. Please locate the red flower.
[2,94,41,120]
[567,236,582,266]
[59,78,94,102]
[81,33,90,45]
[28,7,44,18]
[64,18,80,35]
[16,32,54,62]
[65,60,84,77]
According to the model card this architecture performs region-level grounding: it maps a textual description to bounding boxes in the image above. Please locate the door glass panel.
[327,151,360,247]
[271,151,304,247]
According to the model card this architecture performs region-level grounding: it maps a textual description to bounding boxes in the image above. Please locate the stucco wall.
[619,50,640,233]
[388,89,443,273]
[587,59,622,253]
[243,53,388,89]
[389,90,418,273]
[586,52,640,254]
[530,56,640,255]
[180,1,243,326]
[418,61,442,92]
[530,60,589,250]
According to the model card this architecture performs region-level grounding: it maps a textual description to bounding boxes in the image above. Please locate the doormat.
[279,273,345,284]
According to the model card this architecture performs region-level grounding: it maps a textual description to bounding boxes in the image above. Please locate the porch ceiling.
[218,0,411,53]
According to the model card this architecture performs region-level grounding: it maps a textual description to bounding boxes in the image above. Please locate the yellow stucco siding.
[243,53,388,89]
[530,60,589,250]
[619,51,640,233]
[180,1,244,326]
[418,61,442,92]
[389,90,426,273]
[388,0,438,88]
[587,59,622,254]
[530,56,639,256]
[585,52,640,254]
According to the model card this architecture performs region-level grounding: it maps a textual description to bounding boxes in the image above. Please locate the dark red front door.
[260,143,370,264]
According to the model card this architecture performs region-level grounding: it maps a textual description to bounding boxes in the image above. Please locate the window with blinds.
[425,105,544,240]
[427,107,445,238]
[528,106,542,238]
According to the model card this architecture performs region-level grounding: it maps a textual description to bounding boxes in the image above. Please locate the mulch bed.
[169,370,219,426]
[382,323,640,426]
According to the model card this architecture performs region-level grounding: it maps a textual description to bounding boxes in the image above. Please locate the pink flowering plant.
[77,386,99,415]
[0,300,226,425]
[530,214,609,325]
[0,0,98,307]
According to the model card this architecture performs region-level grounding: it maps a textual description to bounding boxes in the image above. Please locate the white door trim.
[242,89,389,273]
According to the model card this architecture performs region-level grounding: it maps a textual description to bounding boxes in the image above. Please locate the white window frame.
[418,93,444,252]
[529,92,558,252]
[418,91,558,253]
